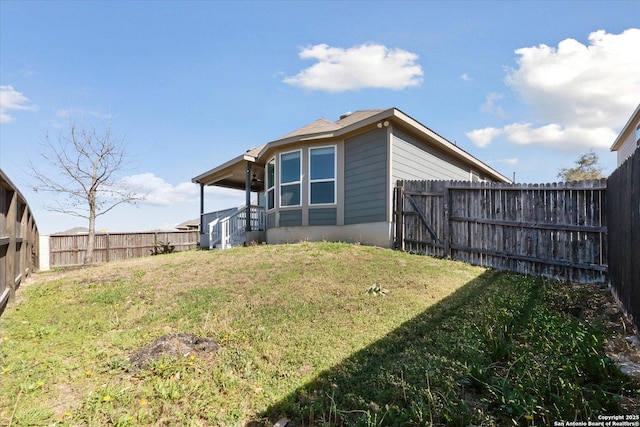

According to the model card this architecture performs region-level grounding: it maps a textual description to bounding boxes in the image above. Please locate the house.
[53,227,90,235]
[175,218,200,231]
[610,102,640,166]
[192,107,511,249]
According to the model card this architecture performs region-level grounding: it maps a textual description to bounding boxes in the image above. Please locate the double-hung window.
[280,150,301,207]
[265,158,275,210]
[309,146,336,205]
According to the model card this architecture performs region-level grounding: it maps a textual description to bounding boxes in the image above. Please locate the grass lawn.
[0,242,637,426]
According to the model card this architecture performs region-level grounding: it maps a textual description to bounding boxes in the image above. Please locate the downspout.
[245,161,253,232]
[199,183,205,247]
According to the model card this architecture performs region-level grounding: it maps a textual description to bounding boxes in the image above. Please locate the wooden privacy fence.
[607,148,639,330]
[1,169,38,315]
[395,179,607,284]
[49,230,199,268]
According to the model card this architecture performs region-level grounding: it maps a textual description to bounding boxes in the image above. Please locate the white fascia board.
[192,152,258,184]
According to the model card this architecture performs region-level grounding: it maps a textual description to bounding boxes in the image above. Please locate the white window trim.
[279,149,302,208]
[470,170,485,183]
[266,157,276,211]
[308,145,337,206]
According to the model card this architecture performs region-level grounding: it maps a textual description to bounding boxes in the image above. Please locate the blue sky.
[1,0,639,233]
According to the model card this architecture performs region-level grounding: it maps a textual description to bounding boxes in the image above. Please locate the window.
[636,123,640,146]
[309,146,336,205]
[280,150,301,207]
[265,158,275,210]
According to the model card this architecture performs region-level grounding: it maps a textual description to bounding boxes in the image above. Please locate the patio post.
[245,161,252,232]
[199,183,204,242]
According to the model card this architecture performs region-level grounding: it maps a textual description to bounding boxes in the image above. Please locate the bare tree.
[30,121,143,264]
[557,149,605,182]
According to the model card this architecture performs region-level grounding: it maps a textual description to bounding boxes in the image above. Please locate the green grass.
[0,242,637,426]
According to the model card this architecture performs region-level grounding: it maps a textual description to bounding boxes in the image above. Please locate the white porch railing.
[207,205,265,249]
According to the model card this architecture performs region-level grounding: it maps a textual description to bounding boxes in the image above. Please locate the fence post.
[394,180,404,250]
[5,190,17,301]
[443,184,451,258]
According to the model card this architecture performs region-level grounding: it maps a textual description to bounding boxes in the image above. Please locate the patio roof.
[191,144,266,191]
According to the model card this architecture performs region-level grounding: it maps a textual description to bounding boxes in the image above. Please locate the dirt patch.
[607,335,640,380]
[129,333,219,370]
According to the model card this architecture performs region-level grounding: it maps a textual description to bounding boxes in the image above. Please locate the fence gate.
[394,179,608,284]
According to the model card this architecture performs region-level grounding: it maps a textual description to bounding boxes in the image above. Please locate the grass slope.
[0,242,637,426]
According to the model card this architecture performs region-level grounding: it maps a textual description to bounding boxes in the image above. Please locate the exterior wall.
[309,207,337,226]
[344,129,388,225]
[266,222,393,248]
[279,209,303,227]
[266,212,276,229]
[39,234,50,271]
[391,129,472,182]
[259,124,495,249]
[616,121,639,166]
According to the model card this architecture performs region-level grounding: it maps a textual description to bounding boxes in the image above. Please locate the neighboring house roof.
[175,219,200,230]
[53,227,90,235]
[610,102,640,151]
[192,107,511,188]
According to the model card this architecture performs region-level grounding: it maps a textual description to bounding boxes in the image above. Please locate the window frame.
[279,149,302,208]
[265,157,275,211]
[308,145,337,206]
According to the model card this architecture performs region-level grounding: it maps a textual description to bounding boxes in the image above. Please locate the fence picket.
[49,230,199,268]
[607,148,639,331]
[397,179,608,284]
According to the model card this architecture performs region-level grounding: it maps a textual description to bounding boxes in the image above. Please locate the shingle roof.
[280,118,340,139]
[279,110,386,139]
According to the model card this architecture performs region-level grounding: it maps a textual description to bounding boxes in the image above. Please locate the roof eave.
[610,103,640,151]
[191,152,257,185]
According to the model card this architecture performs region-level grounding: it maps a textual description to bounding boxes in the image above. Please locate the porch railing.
[207,205,265,249]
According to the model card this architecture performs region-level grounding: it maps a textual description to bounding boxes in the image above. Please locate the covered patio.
[192,145,266,249]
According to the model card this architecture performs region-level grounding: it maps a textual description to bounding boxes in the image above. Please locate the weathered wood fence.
[395,179,607,284]
[1,169,39,315]
[607,148,639,330]
[48,230,199,268]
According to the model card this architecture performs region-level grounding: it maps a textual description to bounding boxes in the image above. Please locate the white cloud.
[466,127,504,147]
[496,158,518,165]
[480,92,505,117]
[118,173,243,206]
[506,28,640,128]
[468,28,640,149]
[283,43,423,92]
[0,85,37,123]
[461,73,472,81]
[502,122,618,149]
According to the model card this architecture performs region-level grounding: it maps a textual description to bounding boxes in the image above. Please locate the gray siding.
[391,130,471,182]
[279,209,302,227]
[616,121,639,166]
[309,208,337,226]
[266,212,276,229]
[344,129,388,225]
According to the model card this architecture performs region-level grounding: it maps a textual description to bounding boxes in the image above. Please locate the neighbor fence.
[607,148,639,331]
[48,230,199,268]
[1,169,39,315]
[394,179,607,284]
